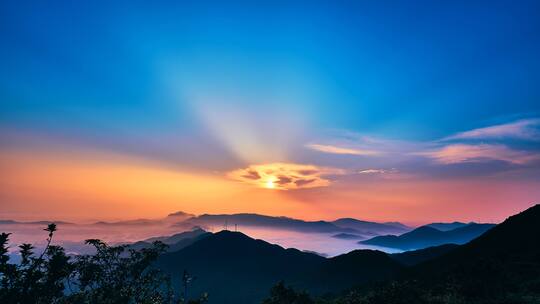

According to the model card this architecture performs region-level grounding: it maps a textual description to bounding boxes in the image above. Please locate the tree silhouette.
[0,224,72,303]
[0,224,208,304]
[262,281,314,304]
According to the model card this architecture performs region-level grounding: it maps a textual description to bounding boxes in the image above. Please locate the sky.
[1,1,540,224]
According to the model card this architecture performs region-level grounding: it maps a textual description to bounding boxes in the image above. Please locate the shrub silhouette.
[0,224,207,304]
[261,281,314,304]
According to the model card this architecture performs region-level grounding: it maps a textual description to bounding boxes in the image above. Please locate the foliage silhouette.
[0,224,207,304]
[261,281,314,304]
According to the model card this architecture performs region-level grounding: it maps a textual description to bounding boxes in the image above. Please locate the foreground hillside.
[409,204,540,301]
[313,204,540,304]
[156,230,402,303]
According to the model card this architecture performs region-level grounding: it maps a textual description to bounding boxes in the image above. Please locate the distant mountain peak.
[334,217,368,223]
[213,229,249,238]
[208,229,276,246]
[332,218,411,235]
[167,211,194,218]
[361,222,495,250]
[383,221,411,229]
[413,225,443,233]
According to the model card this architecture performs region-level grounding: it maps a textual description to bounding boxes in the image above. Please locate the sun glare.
[265,179,275,189]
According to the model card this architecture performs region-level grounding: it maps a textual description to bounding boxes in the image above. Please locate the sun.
[265,179,275,189]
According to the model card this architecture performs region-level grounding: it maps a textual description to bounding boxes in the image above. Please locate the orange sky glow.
[1,146,538,225]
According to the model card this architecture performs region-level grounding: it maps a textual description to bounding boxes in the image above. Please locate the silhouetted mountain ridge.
[92,219,163,226]
[129,228,210,252]
[317,204,540,303]
[2,212,411,239]
[390,244,460,266]
[180,213,410,236]
[157,230,402,303]
[332,218,410,235]
[312,249,402,289]
[419,204,540,268]
[144,227,207,244]
[404,204,540,301]
[167,211,195,218]
[427,221,471,231]
[361,222,495,250]
[182,213,357,233]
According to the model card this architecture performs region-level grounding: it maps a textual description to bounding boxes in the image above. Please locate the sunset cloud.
[358,169,395,174]
[227,163,344,190]
[305,144,381,156]
[309,121,540,171]
[444,118,540,141]
[416,144,540,165]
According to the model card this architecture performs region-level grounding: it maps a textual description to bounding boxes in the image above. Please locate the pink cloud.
[305,143,382,156]
[358,169,389,174]
[445,118,540,141]
[417,144,540,165]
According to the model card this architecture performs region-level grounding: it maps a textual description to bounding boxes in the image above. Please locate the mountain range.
[403,204,540,302]
[426,221,471,231]
[129,227,211,252]
[389,243,460,266]
[360,222,495,250]
[177,213,410,236]
[3,204,537,303]
[156,230,402,303]
[150,205,538,303]
[1,212,410,239]
[330,218,410,235]
[91,211,194,226]
[321,204,540,303]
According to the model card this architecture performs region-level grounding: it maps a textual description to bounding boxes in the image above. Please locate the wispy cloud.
[355,168,416,180]
[358,169,395,174]
[304,119,540,179]
[416,144,540,165]
[305,143,382,156]
[444,118,540,141]
[227,163,344,190]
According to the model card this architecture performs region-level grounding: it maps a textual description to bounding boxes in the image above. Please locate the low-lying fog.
[2,222,401,260]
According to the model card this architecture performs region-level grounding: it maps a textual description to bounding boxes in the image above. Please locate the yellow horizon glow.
[1,147,539,224]
[0,149,311,221]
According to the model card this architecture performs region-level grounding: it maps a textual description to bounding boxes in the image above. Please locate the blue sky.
[1,1,540,221]
[2,1,540,135]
